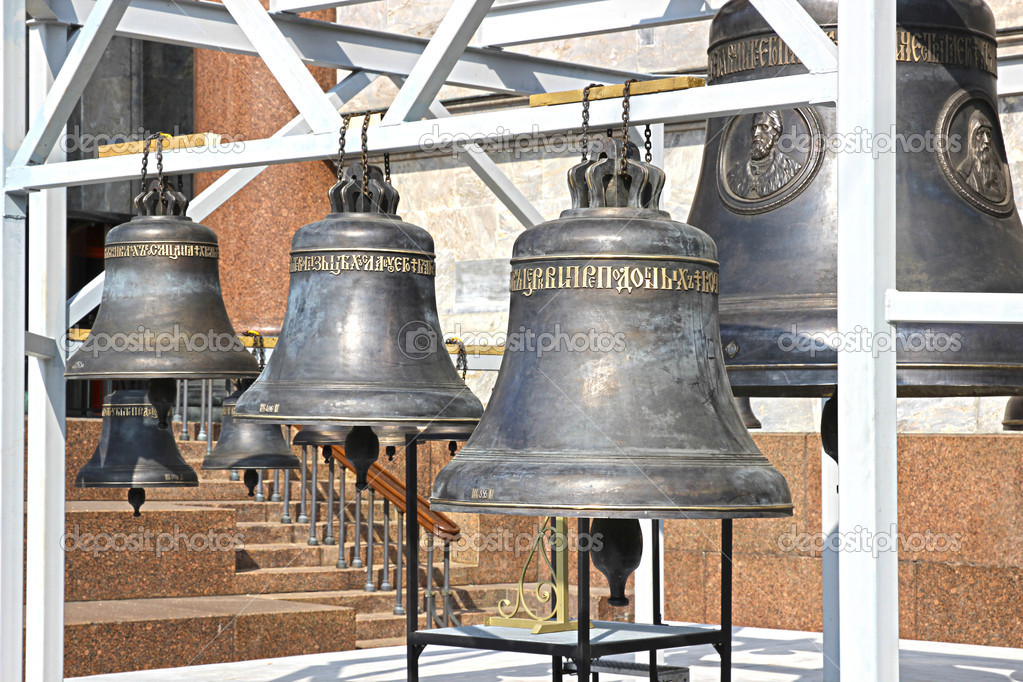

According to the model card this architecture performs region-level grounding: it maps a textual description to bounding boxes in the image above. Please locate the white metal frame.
[4,1,1023,681]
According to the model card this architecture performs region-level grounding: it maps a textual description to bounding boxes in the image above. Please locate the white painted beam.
[223,0,342,133]
[886,291,1023,325]
[25,19,67,682]
[0,0,27,680]
[189,70,377,222]
[998,58,1023,96]
[382,0,496,125]
[425,99,544,228]
[271,0,377,13]
[9,70,838,190]
[835,1,899,680]
[34,0,645,95]
[475,0,727,48]
[749,0,838,74]
[12,0,129,166]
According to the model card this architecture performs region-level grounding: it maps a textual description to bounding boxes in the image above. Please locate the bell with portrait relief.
[688,0,1023,397]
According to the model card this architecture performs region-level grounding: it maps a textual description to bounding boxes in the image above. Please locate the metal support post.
[836,2,899,680]
[25,18,67,682]
[280,469,292,523]
[380,498,391,590]
[324,454,335,545]
[364,489,376,592]
[405,436,420,682]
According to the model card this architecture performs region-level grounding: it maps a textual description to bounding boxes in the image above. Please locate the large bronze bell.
[689,0,1023,397]
[76,389,198,514]
[234,162,483,443]
[202,383,300,470]
[431,139,792,519]
[65,182,258,380]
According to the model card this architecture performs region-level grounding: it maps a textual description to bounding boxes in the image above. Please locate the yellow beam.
[97,132,223,158]
[529,76,704,108]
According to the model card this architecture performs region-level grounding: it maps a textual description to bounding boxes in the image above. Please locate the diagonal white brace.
[189,70,377,221]
[222,0,343,133]
[13,0,129,167]
[749,0,838,74]
[382,0,496,125]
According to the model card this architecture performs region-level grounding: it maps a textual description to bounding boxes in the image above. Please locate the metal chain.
[580,83,600,162]
[361,114,372,202]
[644,124,653,163]
[336,114,352,182]
[384,153,391,183]
[242,330,265,370]
[620,79,637,177]
[140,132,163,194]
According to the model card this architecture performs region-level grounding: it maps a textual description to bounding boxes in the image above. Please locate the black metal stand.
[405,437,734,681]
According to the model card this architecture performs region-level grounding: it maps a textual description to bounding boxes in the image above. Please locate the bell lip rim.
[74,480,199,488]
[556,207,672,221]
[429,498,794,518]
[201,461,300,470]
[65,370,260,380]
[230,412,480,426]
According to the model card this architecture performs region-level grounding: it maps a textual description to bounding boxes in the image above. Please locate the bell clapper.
[448,441,458,457]
[146,378,177,430]
[385,445,396,462]
[345,426,380,491]
[127,487,146,517]
[589,518,643,608]
[243,469,258,497]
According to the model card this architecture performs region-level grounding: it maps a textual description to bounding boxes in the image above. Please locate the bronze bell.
[202,383,300,470]
[735,396,762,430]
[65,181,258,380]
[1004,397,1023,432]
[689,0,1023,397]
[430,139,792,519]
[234,162,483,444]
[76,389,198,515]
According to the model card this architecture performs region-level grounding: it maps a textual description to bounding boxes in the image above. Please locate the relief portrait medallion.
[717,107,825,215]
[937,90,1015,217]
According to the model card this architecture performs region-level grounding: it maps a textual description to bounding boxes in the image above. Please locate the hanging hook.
[620,79,638,177]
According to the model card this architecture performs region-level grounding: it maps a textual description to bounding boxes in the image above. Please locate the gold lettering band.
[510,261,719,297]
[289,250,436,277]
[222,404,235,417]
[102,405,158,418]
[709,29,996,80]
[104,241,219,260]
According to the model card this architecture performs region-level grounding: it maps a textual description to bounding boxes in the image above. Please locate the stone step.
[234,565,397,594]
[355,636,405,650]
[63,594,355,678]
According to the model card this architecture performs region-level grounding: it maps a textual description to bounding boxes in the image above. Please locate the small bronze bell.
[235,160,482,444]
[431,138,791,519]
[76,389,198,515]
[202,384,300,470]
[689,0,1023,398]
[65,176,258,380]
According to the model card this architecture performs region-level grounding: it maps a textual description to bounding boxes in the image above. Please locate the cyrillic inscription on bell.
[431,139,792,519]
[65,180,258,380]
[688,0,1023,397]
[234,162,483,443]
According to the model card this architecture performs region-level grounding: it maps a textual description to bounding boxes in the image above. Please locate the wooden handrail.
[328,446,460,541]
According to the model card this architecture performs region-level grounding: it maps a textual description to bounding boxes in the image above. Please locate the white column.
[0,0,27,680]
[25,19,68,682]
[822,433,840,681]
[836,2,899,680]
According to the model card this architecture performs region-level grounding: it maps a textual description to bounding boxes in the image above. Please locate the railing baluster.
[197,379,207,442]
[206,381,214,457]
[352,488,364,568]
[380,499,391,591]
[324,452,335,546]
[425,533,438,627]
[307,447,320,545]
[271,469,282,502]
[364,489,376,592]
[298,445,309,524]
[174,380,182,426]
[180,379,190,441]
[280,469,292,523]
[442,540,453,626]
[394,511,405,615]
[336,467,347,568]
[255,469,265,502]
